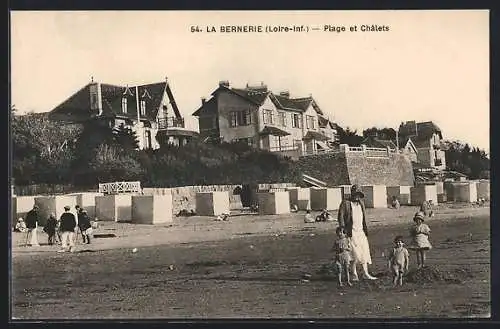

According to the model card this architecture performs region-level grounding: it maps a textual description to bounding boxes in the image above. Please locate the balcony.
[158,117,185,130]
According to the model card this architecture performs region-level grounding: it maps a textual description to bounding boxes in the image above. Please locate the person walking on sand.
[43,213,58,245]
[25,204,41,247]
[78,209,93,244]
[337,185,377,281]
[58,206,77,253]
[409,211,432,268]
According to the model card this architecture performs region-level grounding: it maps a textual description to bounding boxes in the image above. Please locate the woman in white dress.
[337,185,377,280]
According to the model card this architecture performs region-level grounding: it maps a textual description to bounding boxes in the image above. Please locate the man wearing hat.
[25,204,41,247]
[58,205,77,252]
[337,185,377,281]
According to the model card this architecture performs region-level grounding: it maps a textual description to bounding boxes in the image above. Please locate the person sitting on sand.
[409,211,432,268]
[388,235,409,286]
[14,218,27,233]
[316,209,334,222]
[332,227,353,287]
[391,196,400,209]
[304,210,315,223]
[216,213,230,221]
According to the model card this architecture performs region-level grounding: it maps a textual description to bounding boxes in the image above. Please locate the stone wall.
[294,151,414,187]
[295,152,350,186]
[346,152,414,187]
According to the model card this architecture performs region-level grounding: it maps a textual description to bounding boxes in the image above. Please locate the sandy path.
[11,204,489,256]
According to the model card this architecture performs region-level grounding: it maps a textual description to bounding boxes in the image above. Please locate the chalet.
[398,121,446,170]
[192,81,338,157]
[48,78,197,149]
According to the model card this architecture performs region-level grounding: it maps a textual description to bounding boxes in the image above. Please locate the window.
[145,130,152,149]
[121,97,128,113]
[140,100,146,116]
[230,110,252,127]
[90,94,98,110]
[278,111,287,127]
[262,109,274,125]
[306,115,315,130]
[292,113,302,128]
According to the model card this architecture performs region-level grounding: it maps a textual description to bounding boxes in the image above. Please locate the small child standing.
[388,235,409,286]
[332,227,352,287]
[410,211,432,268]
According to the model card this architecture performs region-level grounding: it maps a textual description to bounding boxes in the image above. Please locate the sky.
[10,10,489,152]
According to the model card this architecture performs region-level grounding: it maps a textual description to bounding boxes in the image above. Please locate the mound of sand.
[405,266,474,284]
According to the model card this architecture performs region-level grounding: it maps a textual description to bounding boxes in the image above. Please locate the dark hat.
[413,211,425,222]
[64,206,71,211]
[350,185,365,198]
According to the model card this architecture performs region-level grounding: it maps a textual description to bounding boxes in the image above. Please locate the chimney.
[279,91,290,98]
[219,80,230,87]
[201,97,206,105]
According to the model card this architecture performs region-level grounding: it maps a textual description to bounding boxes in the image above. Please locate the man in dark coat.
[43,213,58,245]
[25,204,40,246]
[337,185,377,281]
[78,209,92,244]
[58,206,77,253]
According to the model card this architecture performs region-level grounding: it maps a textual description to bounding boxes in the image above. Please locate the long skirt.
[350,230,372,265]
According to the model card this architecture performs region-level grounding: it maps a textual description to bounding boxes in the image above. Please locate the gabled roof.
[362,136,397,149]
[318,115,335,129]
[199,82,326,116]
[401,137,418,153]
[50,80,178,123]
[193,97,217,117]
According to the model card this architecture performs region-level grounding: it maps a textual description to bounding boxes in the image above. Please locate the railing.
[268,145,299,152]
[98,181,142,195]
[300,144,397,158]
[158,117,185,130]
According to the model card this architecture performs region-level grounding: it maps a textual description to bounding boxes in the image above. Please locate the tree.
[113,124,140,150]
[337,126,363,146]
[362,127,397,143]
[443,140,490,179]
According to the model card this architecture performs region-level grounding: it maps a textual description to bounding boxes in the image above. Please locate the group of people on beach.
[331,185,433,287]
[14,204,97,252]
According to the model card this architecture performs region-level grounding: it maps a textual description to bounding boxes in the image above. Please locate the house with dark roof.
[398,121,446,170]
[192,81,337,157]
[49,78,197,149]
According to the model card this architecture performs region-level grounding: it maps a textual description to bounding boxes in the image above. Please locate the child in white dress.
[409,211,432,268]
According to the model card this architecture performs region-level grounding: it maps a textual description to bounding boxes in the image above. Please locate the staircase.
[302,174,327,188]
